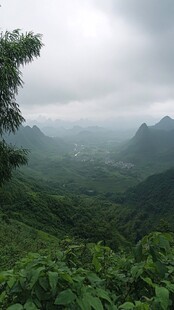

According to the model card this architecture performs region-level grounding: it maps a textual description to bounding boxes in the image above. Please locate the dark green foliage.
[0,172,131,271]
[0,232,174,309]
[0,29,43,185]
[0,140,28,186]
[107,169,174,242]
[0,29,43,134]
[0,217,60,271]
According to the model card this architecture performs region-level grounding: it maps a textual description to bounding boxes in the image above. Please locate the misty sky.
[1,0,174,125]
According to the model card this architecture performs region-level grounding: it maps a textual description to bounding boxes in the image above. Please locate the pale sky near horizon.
[1,0,174,126]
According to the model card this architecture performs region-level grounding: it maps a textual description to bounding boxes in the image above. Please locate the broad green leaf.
[61,272,73,283]
[55,289,76,305]
[24,300,38,310]
[7,277,16,288]
[94,244,102,253]
[163,233,173,242]
[92,256,101,272]
[29,267,45,289]
[155,286,169,310]
[96,288,112,303]
[149,246,158,262]
[135,301,149,310]
[72,274,85,283]
[48,271,58,292]
[119,302,135,309]
[159,236,170,252]
[87,272,101,284]
[0,291,6,303]
[7,304,23,310]
[141,277,155,288]
[76,297,91,310]
[87,295,103,310]
[131,264,144,279]
[39,277,49,291]
[162,280,174,293]
[34,283,49,301]
[0,273,7,284]
[155,261,167,277]
[20,276,26,289]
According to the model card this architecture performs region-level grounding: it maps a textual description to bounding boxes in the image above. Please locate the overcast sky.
[1,0,174,126]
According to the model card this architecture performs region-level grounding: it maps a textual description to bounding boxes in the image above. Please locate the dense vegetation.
[0,171,128,268]
[0,30,43,185]
[1,232,174,309]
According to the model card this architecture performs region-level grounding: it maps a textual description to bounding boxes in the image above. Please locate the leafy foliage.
[0,29,43,134]
[0,29,43,185]
[0,140,28,186]
[0,232,174,309]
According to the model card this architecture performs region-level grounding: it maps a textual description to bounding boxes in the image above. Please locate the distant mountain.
[151,115,174,131]
[3,125,71,156]
[42,125,123,147]
[118,116,174,168]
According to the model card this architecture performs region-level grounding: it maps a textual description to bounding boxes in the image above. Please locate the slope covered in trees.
[0,172,129,268]
[111,169,174,241]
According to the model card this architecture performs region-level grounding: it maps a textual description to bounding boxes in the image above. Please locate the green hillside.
[112,169,174,241]
[0,217,60,271]
[0,172,129,268]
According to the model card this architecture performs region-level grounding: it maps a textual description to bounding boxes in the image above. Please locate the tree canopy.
[0,29,43,185]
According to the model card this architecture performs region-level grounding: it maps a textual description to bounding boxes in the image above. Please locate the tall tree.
[0,29,43,185]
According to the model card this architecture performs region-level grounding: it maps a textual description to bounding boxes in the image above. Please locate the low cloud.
[1,0,174,122]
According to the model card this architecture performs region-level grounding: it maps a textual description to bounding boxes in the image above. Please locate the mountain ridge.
[3,125,71,156]
[118,116,174,168]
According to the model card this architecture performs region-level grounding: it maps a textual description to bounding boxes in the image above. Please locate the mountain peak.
[153,116,174,131]
[135,122,148,134]
[139,122,148,130]
[133,123,149,141]
[32,125,45,136]
[161,115,172,121]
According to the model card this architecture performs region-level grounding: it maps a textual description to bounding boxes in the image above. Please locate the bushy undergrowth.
[0,232,174,309]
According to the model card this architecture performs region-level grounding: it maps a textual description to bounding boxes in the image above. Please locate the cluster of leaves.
[0,141,28,186]
[0,30,42,134]
[0,232,174,309]
[0,29,43,186]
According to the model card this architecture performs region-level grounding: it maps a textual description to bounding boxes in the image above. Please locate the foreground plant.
[0,29,43,185]
[0,232,174,309]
